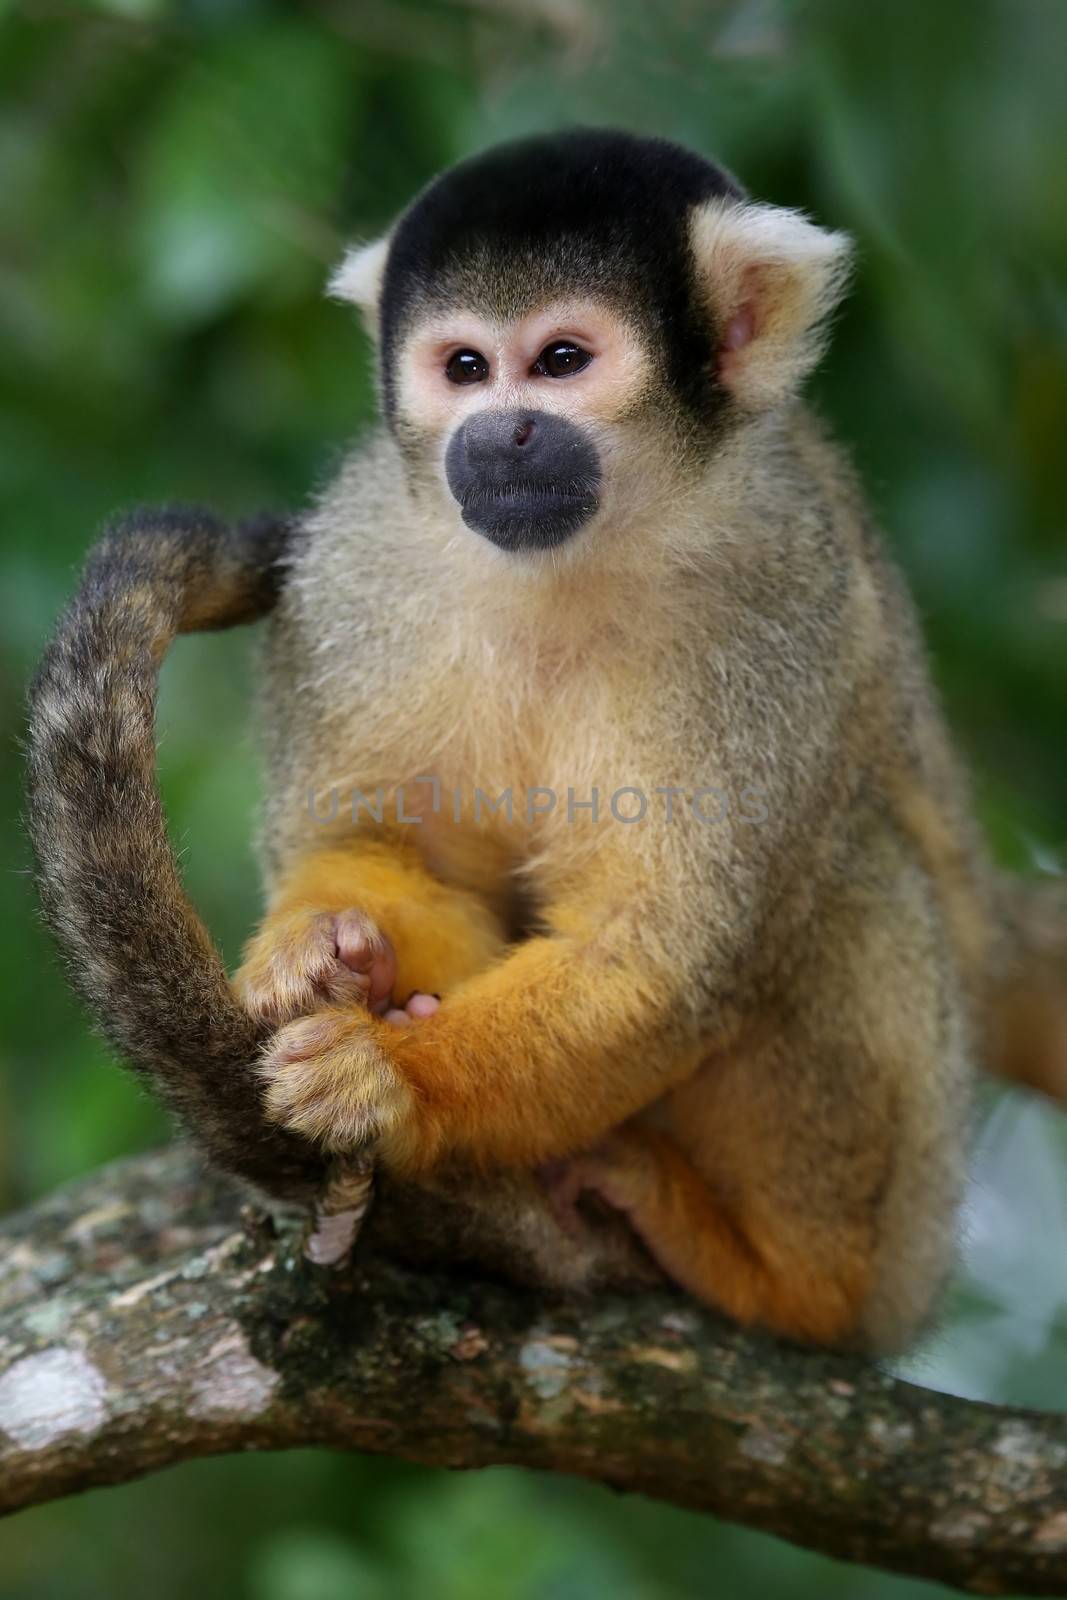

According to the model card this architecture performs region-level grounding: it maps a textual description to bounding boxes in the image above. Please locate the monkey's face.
[392,300,659,553]
[330,132,852,563]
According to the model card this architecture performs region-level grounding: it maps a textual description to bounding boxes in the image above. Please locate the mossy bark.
[1,1146,1065,1595]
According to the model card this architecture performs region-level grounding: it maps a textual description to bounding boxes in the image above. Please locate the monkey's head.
[331,130,852,559]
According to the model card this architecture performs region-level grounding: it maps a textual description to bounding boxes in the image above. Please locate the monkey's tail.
[985,873,1067,1106]
[25,506,322,1201]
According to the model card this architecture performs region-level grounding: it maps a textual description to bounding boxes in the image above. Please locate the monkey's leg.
[548,887,973,1350]
[236,841,508,1025]
[544,1122,878,1347]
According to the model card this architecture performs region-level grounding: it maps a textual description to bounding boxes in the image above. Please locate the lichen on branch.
[1,1146,1065,1596]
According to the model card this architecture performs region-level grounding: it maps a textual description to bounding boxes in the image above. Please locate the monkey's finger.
[382,993,440,1026]
[334,909,397,1008]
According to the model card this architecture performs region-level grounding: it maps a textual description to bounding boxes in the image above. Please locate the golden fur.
[235,189,1023,1351]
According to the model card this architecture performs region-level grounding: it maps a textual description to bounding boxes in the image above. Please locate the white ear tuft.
[327,235,390,336]
[690,199,853,410]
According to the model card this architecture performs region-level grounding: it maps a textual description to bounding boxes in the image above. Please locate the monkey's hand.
[244,910,441,1150]
[258,999,437,1152]
[236,908,399,1026]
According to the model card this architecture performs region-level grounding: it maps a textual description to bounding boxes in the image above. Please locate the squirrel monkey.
[27,131,1067,1350]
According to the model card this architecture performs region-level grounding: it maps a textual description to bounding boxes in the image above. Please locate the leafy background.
[1,0,1065,1595]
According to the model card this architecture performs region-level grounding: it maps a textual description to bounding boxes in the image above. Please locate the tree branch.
[1,1147,1064,1594]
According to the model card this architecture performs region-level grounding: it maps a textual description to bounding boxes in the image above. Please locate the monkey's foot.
[540,1129,649,1234]
[236,907,398,1025]
[259,1010,416,1151]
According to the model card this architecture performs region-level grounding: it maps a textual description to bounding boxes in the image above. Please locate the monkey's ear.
[690,200,853,410]
[328,236,390,338]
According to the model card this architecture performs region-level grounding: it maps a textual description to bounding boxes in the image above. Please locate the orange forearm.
[386,931,703,1172]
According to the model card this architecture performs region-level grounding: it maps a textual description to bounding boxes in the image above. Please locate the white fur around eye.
[690,199,853,410]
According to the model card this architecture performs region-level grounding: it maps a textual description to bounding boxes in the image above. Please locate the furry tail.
[986,873,1067,1105]
[25,505,321,1200]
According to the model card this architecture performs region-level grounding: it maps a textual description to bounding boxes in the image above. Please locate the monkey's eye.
[533,342,593,379]
[445,349,490,385]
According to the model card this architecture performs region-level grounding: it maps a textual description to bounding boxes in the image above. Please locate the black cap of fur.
[380,128,743,423]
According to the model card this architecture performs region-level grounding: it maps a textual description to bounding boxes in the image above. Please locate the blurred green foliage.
[1,1,1064,1595]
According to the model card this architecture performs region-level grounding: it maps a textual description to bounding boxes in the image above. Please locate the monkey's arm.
[391,904,711,1169]
[260,851,721,1172]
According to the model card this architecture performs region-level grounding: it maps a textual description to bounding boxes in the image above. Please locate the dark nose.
[444,405,601,551]
[459,409,544,473]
